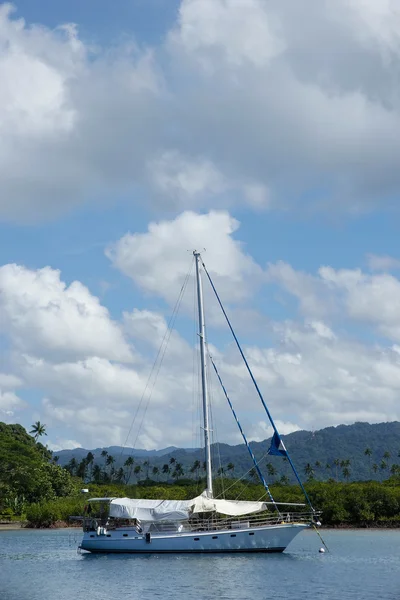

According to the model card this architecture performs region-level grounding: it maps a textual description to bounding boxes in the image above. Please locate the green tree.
[172,463,184,480]
[249,468,258,482]
[29,421,47,442]
[190,459,201,480]
[106,455,115,479]
[66,457,77,476]
[134,465,142,481]
[86,452,94,481]
[123,457,135,484]
[76,459,87,480]
[266,462,277,481]
[115,467,125,483]
[333,459,340,482]
[227,462,235,478]
[143,460,151,479]
[364,448,372,476]
[92,464,102,483]
[304,463,315,481]
[162,463,170,479]
[152,466,160,481]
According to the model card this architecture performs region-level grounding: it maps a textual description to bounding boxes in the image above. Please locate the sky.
[1,0,400,452]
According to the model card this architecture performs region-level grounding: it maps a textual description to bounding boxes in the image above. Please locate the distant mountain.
[55,445,181,465]
[55,421,400,483]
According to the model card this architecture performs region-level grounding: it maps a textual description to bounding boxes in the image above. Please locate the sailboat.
[79,252,320,554]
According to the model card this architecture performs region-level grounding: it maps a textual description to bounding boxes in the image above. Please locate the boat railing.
[143,510,317,534]
[83,510,319,534]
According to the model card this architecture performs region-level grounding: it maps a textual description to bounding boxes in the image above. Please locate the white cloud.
[0,369,26,421]
[0,372,23,389]
[106,210,264,307]
[251,419,301,442]
[3,250,400,447]
[366,253,400,271]
[148,150,227,206]
[0,4,162,222]
[266,260,400,344]
[266,261,333,317]
[214,319,400,434]
[2,1,400,221]
[172,0,285,68]
[47,438,82,452]
[0,263,133,362]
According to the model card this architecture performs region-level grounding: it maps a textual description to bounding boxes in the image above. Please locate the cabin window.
[123,534,128,537]
[212,536,218,539]
[90,535,95,538]
[194,538,200,541]
[106,534,111,537]
[249,532,254,536]
[230,534,236,537]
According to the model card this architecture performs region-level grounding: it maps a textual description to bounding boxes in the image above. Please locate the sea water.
[0,528,399,600]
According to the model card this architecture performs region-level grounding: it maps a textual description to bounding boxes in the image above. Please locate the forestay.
[109,493,270,522]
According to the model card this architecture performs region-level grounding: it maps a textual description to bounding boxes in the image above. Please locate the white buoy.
[319,547,325,553]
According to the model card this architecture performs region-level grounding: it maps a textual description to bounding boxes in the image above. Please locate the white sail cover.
[109,498,193,522]
[109,493,269,522]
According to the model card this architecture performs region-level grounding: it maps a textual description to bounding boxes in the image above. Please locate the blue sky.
[1,0,400,451]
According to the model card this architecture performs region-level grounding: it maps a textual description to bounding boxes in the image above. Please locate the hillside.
[56,421,400,483]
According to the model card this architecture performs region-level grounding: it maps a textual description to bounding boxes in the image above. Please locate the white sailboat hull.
[80,523,307,554]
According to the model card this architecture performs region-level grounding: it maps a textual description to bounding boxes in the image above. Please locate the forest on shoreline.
[1,422,400,529]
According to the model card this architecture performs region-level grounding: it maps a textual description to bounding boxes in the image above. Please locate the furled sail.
[109,493,269,522]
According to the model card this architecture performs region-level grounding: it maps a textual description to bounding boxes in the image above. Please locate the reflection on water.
[1,529,399,600]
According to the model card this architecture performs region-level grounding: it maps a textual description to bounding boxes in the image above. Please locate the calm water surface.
[0,528,399,600]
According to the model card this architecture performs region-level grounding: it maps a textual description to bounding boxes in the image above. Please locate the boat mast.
[194,251,213,498]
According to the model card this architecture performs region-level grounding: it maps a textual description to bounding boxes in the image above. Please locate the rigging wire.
[119,258,194,460]
[209,354,278,509]
[200,256,315,513]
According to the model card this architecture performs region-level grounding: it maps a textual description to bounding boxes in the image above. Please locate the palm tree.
[372,463,378,475]
[342,466,351,481]
[92,464,102,483]
[266,462,277,481]
[115,467,125,483]
[190,459,201,480]
[169,457,176,467]
[333,458,340,482]
[66,457,77,476]
[124,457,135,484]
[52,455,59,464]
[77,459,87,480]
[364,447,372,476]
[143,460,151,479]
[86,452,94,481]
[304,463,315,481]
[340,459,351,481]
[29,421,47,441]
[172,463,184,480]
[249,468,258,483]
[162,464,170,480]
[152,466,160,481]
[106,455,115,479]
[226,462,235,478]
[134,465,142,481]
